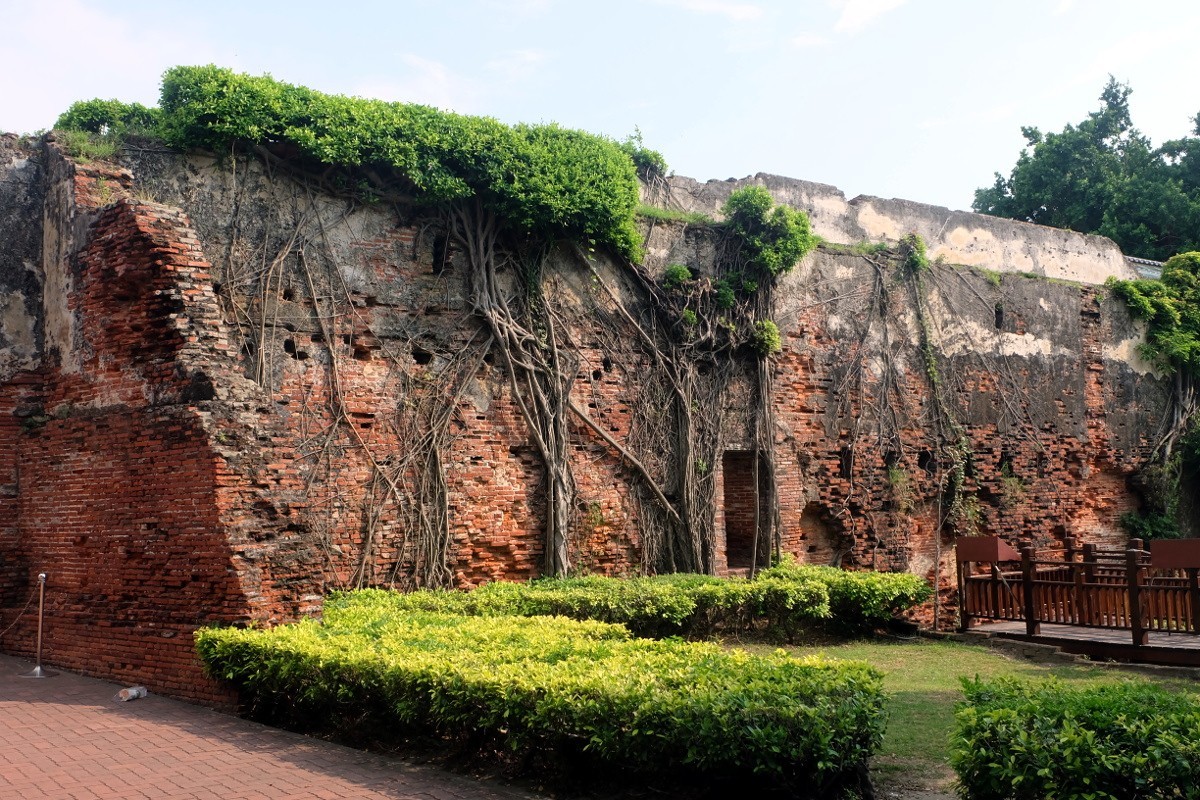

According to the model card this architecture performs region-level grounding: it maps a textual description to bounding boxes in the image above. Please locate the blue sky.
[4,0,1199,211]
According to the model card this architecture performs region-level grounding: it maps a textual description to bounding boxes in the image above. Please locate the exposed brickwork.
[0,141,1175,700]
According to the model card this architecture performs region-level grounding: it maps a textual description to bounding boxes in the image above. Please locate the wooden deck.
[968,620,1200,666]
[957,536,1200,667]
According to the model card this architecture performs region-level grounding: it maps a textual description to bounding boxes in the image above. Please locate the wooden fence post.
[1190,567,1200,635]
[991,563,1002,620]
[957,558,969,631]
[1021,543,1040,636]
[1127,539,1148,646]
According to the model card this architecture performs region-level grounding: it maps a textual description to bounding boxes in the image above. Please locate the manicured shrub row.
[196,595,887,792]
[950,677,1200,800]
[760,559,933,632]
[359,572,829,639]
[354,565,929,639]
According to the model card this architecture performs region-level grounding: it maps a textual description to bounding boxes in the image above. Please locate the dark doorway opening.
[722,450,771,570]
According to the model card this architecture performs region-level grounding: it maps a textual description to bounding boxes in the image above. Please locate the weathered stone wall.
[0,136,1173,696]
[661,173,1138,285]
[0,135,43,382]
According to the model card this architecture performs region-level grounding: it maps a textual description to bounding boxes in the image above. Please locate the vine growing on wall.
[576,186,814,574]
[1109,250,1200,537]
[897,234,977,539]
[54,69,822,582]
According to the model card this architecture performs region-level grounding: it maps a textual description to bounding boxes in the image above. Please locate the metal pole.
[20,573,57,679]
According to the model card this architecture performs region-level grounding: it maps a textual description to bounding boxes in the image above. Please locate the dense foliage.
[1110,252,1200,376]
[354,573,830,639]
[1108,252,1200,537]
[196,593,887,791]
[55,98,161,136]
[760,558,932,632]
[56,65,645,261]
[723,185,817,276]
[349,565,928,638]
[974,78,1200,261]
[951,677,1200,800]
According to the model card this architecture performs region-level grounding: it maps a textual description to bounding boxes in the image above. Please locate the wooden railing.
[958,536,1200,647]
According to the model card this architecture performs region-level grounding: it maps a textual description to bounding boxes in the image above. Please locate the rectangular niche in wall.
[721,450,770,570]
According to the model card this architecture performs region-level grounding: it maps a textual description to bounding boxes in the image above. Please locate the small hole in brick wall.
[839,447,854,479]
[994,302,1005,330]
[353,345,372,361]
[241,341,255,358]
[413,346,433,365]
[282,287,295,302]
[483,353,495,365]
[310,333,324,343]
[918,449,935,475]
[592,369,603,380]
[1036,452,1046,478]
[283,338,297,356]
[432,232,450,275]
[602,356,613,372]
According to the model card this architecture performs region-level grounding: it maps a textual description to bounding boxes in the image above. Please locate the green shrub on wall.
[56,65,645,262]
[1109,251,1200,377]
[196,596,887,791]
[951,677,1200,800]
[722,185,816,277]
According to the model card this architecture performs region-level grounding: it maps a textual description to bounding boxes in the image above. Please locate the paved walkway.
[0,654,542,800]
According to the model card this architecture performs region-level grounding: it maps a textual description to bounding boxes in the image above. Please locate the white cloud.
[483,0,554,14]
[791,32,831,48]
[1054,0,1076,14]
[919,102,1017,131]
[829,0,909,34]
[353,54,479,111]
[486,50,550,82]
[0,0,222,134]
[655,0,764,22]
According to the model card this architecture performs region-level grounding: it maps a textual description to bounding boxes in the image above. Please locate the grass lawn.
[743,637,1196,795]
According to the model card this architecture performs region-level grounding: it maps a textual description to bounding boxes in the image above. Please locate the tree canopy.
[973,78,1200,261]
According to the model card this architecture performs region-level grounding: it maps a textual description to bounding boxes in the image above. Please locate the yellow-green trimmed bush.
[358,572,831,639]
[760,558,932,632]
[196,595,886,792]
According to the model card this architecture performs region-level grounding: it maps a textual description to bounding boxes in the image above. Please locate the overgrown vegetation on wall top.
[56,65,647,261]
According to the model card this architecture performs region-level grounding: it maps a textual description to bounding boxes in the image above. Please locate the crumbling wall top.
[664,172,1135,285]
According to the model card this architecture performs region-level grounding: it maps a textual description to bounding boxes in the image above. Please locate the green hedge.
[57,65,643,262]
[196,593,886,792]
[346,565,929,639]
[351,572,831,639]
[759,558,932,632]
[950,677,1200,800]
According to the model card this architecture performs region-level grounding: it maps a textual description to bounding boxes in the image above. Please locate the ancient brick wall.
[0,138,1175,699]
[0,147,247,703]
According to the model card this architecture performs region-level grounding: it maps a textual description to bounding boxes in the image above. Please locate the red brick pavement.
[0,655,543,800]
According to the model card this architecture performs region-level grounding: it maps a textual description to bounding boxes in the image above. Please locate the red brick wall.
[0,155,244,704]
[0,145,1173,704]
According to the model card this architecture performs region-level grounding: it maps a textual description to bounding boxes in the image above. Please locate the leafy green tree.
[974,78,1200,261]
